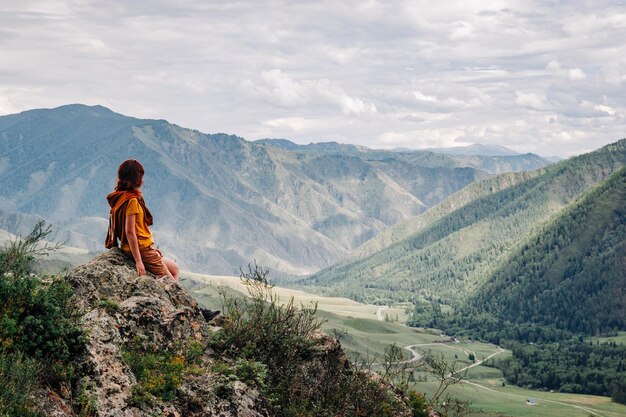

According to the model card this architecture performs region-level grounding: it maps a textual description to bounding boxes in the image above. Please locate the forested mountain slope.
[302,139,626,304]
[338,170,542,263]
[0,104,511,275]
[452,166,626,339]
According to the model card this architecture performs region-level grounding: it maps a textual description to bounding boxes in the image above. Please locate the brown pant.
[124,244,170,276]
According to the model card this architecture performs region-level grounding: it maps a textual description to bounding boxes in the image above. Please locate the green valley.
[184,272,626,417]
[287,139,626,409]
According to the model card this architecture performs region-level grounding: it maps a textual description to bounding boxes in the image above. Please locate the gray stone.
[48,248,267,417]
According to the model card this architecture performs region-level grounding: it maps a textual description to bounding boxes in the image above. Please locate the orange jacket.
[104,190,153,249]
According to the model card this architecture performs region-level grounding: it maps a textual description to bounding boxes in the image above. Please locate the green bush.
[211,358,268,399]
[123,338,204,405]
[407,390,430,417]
[0,222,84,380]
[0,353,42,417]
[0,222,86,416]
[212,262,429,417]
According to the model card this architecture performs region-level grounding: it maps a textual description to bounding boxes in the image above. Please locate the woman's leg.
[162,256,179,281]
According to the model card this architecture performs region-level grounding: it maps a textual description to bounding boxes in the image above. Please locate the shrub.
[407,390,430,417]
[0,352,42,417]
[123,338,204,405]
[0,222,85,371]
[211,358,268,399]
[212,262,428,417]
[0,222,86,415]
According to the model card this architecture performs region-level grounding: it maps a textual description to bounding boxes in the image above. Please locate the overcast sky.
[1,1,625,156]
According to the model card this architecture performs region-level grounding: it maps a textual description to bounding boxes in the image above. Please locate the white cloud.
[243,69,376,115]
[1,0,625,156]
[568,68,587,80]
[515,92,549,111]
[263,117,319,132]
[593,104,617,116]
[413,91,437,103]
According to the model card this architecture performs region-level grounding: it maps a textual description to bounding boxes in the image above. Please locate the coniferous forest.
[487,339,626,403]
[413,165,626,404]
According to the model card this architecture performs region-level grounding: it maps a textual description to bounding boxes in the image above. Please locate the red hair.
[115,159,144,191]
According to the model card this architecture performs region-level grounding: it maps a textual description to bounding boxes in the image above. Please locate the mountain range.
[0,104,553,276]
[421,143,521,156]
[301,139,626,313]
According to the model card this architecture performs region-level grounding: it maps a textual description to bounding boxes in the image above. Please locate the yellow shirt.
[121,198,155,251]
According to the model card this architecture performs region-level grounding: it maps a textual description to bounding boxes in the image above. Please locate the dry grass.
[182,271,408,320]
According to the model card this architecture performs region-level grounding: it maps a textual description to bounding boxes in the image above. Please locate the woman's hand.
[126,213,145,276]
[136,260,146,276]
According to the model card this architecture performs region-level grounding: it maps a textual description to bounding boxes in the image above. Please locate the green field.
[431,381,626,417]
[593,331,626,346]
[183,273,626,417]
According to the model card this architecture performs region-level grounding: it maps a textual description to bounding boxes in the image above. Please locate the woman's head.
[115,159,144,191]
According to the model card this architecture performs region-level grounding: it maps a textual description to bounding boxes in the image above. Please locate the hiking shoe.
[200,308,221,321]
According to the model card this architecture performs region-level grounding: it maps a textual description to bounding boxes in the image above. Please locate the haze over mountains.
[0,104,552,276]
[421,143,521,156]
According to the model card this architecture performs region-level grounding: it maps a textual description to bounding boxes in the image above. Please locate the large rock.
[58,248,267,417]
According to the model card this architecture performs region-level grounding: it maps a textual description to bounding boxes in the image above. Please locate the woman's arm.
[125,213,146,276]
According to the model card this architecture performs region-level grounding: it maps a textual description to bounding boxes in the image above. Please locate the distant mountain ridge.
[254,138,368,154]
[394,143,563,162]
[265,140,523,157]
[0,104,553,276]
[257,138,552,174]
[424,143,521,156]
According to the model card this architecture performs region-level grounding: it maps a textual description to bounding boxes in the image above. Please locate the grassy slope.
[182,271,410,322]
[436,381,626,417]
[593,332,626,346]
[301,139,626,305]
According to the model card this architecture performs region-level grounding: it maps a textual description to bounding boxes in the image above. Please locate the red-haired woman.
[105,159,179,280]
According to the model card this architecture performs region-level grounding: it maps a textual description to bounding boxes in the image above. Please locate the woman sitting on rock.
[104,159,221,321]
[104,159,179,280]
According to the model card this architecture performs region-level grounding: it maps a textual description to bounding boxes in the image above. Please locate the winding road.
[400,341,605,417]
[373,308,607,415]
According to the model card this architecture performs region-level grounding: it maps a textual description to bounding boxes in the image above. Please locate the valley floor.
[182,271,626,417]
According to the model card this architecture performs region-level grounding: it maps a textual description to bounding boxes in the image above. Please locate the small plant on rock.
[96,298,120,314]
[123,337,205,405]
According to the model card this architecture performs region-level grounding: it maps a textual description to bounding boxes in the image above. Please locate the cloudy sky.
[1,0,625,156]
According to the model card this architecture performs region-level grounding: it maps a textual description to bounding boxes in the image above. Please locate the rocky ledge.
[41,248,266,417]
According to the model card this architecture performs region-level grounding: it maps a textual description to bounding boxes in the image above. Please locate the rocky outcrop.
[48,248,268,417]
